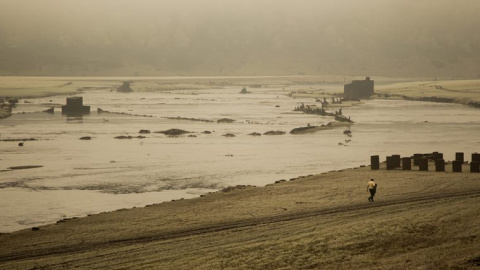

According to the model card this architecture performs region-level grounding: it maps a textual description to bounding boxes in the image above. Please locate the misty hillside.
[1,0,479,77]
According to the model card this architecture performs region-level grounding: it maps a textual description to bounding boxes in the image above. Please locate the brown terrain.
[1,76,480,269]
[0,161,479,270]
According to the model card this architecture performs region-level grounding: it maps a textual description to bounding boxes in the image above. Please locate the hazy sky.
[1,0,479,77]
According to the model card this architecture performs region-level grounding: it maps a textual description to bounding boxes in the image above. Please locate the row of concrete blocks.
[371,152,480,172]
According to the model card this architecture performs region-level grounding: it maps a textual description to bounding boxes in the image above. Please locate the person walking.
[367,178,377,202]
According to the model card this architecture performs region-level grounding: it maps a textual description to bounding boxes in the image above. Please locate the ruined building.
[343,77,374,100]
[61,97,90,116]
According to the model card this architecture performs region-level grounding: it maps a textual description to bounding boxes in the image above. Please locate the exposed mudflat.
[7,165,43,170]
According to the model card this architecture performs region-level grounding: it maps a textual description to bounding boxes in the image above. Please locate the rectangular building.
[344,77,374,100]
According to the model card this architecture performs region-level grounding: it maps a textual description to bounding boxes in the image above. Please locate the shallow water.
[1,86,480,232]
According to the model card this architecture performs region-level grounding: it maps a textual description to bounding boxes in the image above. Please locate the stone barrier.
[471,161,480,173]
[402,157,411,170]
[392,154,401,168]
[452,160,462,172]
[435,159,445,172]
[371,155,380,170]
[455,152,464,163]
[386,156,396,170]
[370,152,478,172]
[413,153,423,166]
[419,158,428,171]
[432,152,443,161]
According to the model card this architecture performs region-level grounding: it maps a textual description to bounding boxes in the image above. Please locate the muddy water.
[1,87,480,232]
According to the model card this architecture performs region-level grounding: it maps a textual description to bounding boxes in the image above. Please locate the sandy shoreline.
[1,162,479,269]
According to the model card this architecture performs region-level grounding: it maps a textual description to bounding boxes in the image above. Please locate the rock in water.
[117,81,133,92]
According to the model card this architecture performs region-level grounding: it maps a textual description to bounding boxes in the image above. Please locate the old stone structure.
[239,87,249,94]
[61,97,90,116]
[117,81,133,92]
[343,77,374,100]
[372,152,480,173]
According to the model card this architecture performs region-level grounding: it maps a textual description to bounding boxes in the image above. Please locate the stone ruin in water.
[117,81,133,92]
[61,97,90,116]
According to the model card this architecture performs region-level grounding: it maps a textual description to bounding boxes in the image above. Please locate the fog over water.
[1,0,480,77]
[1,84,480,232]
